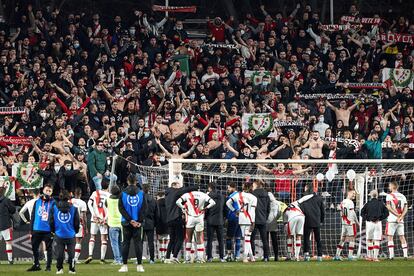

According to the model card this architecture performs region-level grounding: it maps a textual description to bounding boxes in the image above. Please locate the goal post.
[131,158,414,259]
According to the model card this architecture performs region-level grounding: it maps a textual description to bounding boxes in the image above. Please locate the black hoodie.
[0,196,15,231]
[49,200,80,235]
[205,191,225,226]
[156,197,168,234]
[165,186,197,223]
[143,194,157,230]
[252,188,271,225]
[118,185,147,225]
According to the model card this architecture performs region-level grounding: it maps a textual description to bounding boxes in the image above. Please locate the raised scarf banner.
[346,82,384,89]
[382,68,414,89]
[152,5,197,13]
[0,107,25,115]
[203,43,239,50]
[0,136,33,145]
[324,137,360,149]
[319,24,361,32]
[341,16,382,25]
[378,33,414,44]
[299,93,359,100]
[242,113,306,136]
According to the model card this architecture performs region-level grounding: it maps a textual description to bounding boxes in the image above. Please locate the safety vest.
[33,198,53,232]
[121,191,144,223]
[53,204,77,239]
[107,197,122,228]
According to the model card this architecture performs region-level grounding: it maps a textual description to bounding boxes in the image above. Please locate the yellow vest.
[107,197,122,228]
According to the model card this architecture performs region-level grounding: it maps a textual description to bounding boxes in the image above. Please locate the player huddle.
[0,178,410,274]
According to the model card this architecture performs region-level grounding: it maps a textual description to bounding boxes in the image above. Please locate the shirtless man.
[51,130,73,155]
[152,114,171,136]
[207,132,221,151]
[301,131,325,159]
[169,113,188,139]
[325,100,358,127]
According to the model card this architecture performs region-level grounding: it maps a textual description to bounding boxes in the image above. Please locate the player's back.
[340,198,356,225]
[238,192,257,225]
[182,191,210,217]
[89,190,110,218]
[386,191,407,222]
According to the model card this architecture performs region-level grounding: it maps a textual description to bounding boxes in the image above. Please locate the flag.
[152,5,197,13]
[171,54,190,78]
[0,176,15,200]
[242,113,274,136]
[244,70,271,85]
[382,68,414,89]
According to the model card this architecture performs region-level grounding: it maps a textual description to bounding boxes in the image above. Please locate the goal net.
[119,158,414,259]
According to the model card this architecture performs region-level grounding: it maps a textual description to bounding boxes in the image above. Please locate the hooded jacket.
[143,194,157,230]
[155,197,168,235]
[0,195,15,231]
[252,188,271,225]
[49,200,80,238]
[165,186,197,223]
[205,190,225,226]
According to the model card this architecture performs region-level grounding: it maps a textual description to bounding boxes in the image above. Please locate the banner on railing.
[378,33,414,44]
[152,5,197,13]
[0,176,15,200]
[0,136,33,145]
[0,107,25,115]
[382,68,414,89]
[12,163,43,189]
[341,16,382,25]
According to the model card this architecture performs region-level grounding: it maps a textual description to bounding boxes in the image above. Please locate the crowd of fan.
[0,3,414,203]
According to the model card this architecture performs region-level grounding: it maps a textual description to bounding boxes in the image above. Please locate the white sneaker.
[136,265,145,273]
[118,265,128,273]
[69,270,76,274]
[56,269,64,274]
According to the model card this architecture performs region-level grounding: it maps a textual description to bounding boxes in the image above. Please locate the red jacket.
[198,117,239,141]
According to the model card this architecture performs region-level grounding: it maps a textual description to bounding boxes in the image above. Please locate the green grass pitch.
[1,260,413,276]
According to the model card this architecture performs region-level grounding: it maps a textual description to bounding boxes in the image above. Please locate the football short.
[186,215,204,232]
[0,227,13,241]
[286,216,305,236]
[75,224,84,238]
[366,221,382,240]
[341,224,357,237]
[90,222,108,235]
[385,222,404,236]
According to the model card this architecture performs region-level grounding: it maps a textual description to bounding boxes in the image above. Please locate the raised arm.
[155,138,172,158]
[257,163,272,173]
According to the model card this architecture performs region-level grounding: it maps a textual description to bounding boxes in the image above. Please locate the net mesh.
[118,157,414,259]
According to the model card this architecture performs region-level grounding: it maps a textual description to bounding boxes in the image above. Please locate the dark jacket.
[143,194,157,230]
[0,196,15,231]
[205,191,225,226]
[49,201,80,234]
[361,198,389,222]
[118,185,147,224]
[156,197,168,235]
[165,186,197,223]
[87,148,107,178]
[57,168,80,193]
[299,193,325,228]
[252,188,271,225]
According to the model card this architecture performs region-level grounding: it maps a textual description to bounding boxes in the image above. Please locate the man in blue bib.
[28,184,54,272]
[50,190,80,274]
[118,174,147,273]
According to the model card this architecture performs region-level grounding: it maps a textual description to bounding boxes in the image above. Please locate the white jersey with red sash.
[340,198,357,225]
[386,192,407,223]
[226,191,257,225]
[88,190,110,222]
[177,191,214,218]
